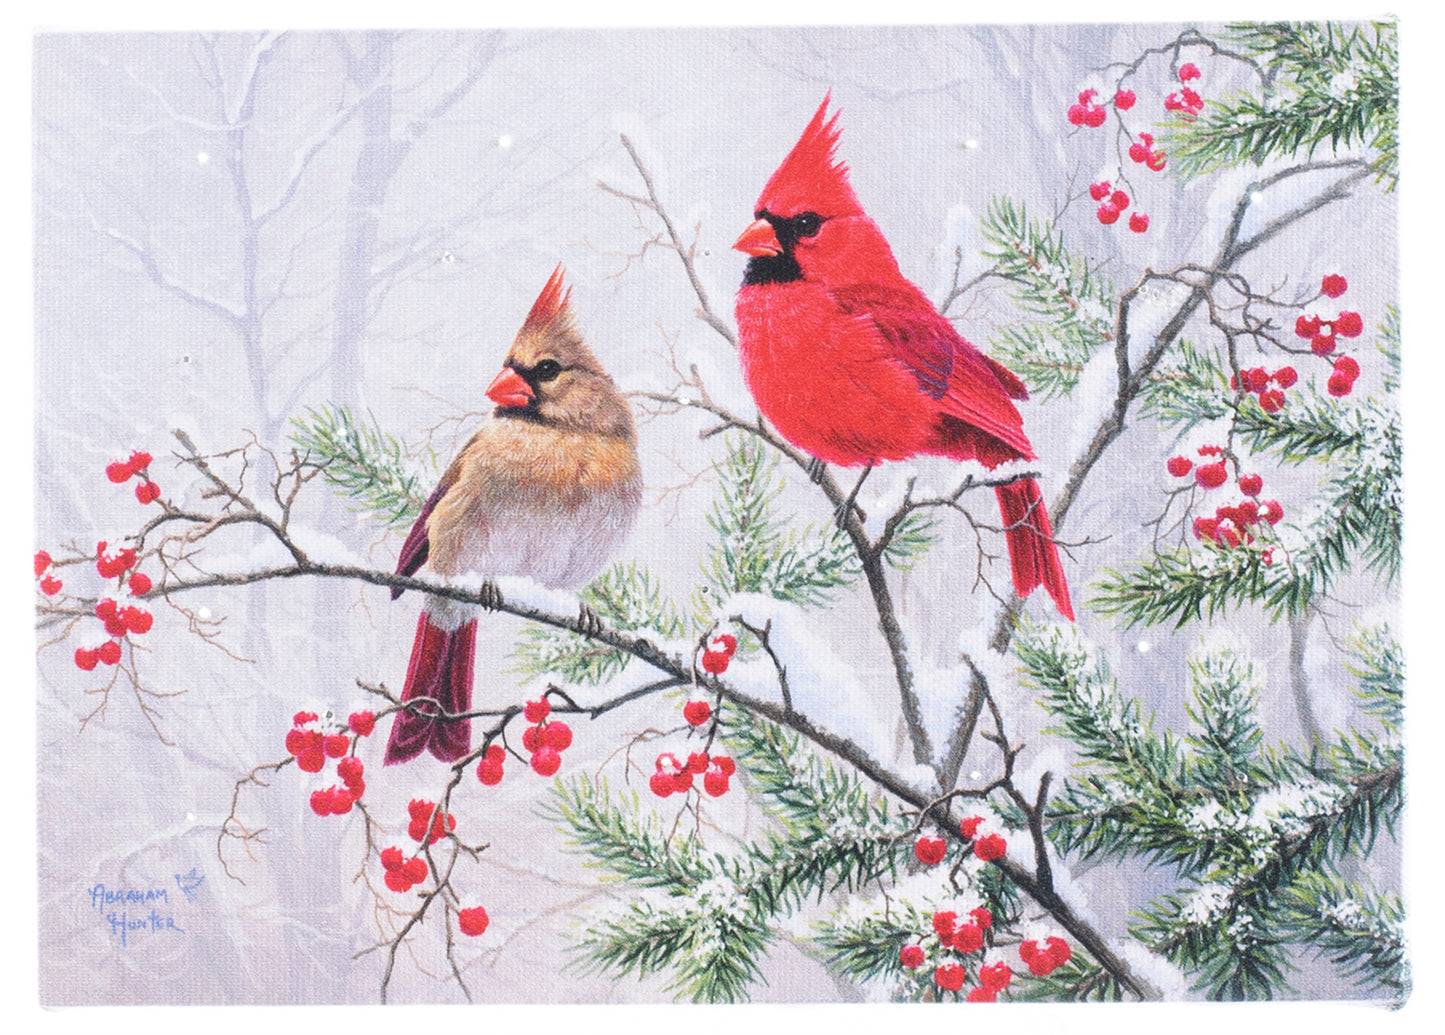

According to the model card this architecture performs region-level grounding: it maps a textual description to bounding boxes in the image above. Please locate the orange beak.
[733,218,781,257]
[485,366,534,409]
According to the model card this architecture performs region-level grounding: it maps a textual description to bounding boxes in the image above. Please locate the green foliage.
[511,563,685,684]
[1007,956,1126,1003]
[977,196,1115,399]
[881,509,939,571]
[1139,339,1231,432]
[289,405,432,529]
[1165,21,1398,189]
[701,436,859,609]
[1014,621,1404,999]
[1280,873,1407,997]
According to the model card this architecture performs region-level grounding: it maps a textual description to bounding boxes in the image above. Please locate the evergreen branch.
[288,404,431,529]
[1138,338,1231,431]
[1280,872,1407,996]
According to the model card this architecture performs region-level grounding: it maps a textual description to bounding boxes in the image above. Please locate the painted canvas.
[33,23,1408,1006]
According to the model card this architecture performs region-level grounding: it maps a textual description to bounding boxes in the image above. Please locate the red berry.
[127,450,153,474]
[1096,204,1121,225]
[655,753,680,773]
[712,633,738,656]
[1295,314,1321,339]
[1128,142,1148,163]
[106,461,133,483]
[485,743,505,763]
[1262,548,1275,567]
[979,961,1013,992]
[700,649,730,674]
[1139,132,1154,145]
[74,647,99,671]
[1197,444,1222,457]
[1108,190,1128,210]
[521,725,541,753]
[1235,500,1260,525]
[297,748,325,773]
[34,551,51,576]
[523,698,550,723]
[974,833,1007,862]
[103,613,128,637]
[1083,106,1107,127]
[309,789,333,817]
[323,733,349,758]
[686,751,710,774]
[1321,274,1348,298]
[135,481,161,505]
[1128,211,1149,233]
[40,575,63,596]
[935,963,966,992]
[1166,456,1193,477]
[953,922,984,953]
[337,756,364,786]
[1327,372,1353,397]
[649,771,676,798]
[408,798,434,819]
[899,944,925,969]
[327,785,354,814]
[1178,62,1201,81]
[530,746,562,777]
[380,846,405,871]
[1335,311,1363,337]
[932,910,957,937]
[969,907,993,930]
[458,906,490,937]
[959,816,984,839]
[348,710,375,737]
[1310,333,1337,356]
[477,759,504,785]
[1194,462,1227,489]
[683,700,712,726]
[1089,180,1112,201]
[122,606,153,634]
[403,856,429,884]
[1334,356,1360,381]
[1273,366,1298,388]
[1238,474,1263,496]
[1193,516,1219,542]
[1146,151,1168,171]
[1077,88,1098,104]
[1260,500,1284,525]
[703,768,730,797]
[914,836,946,866]
[284,728,308,755]
[1114,89,1136,110]
[1181,88,1203,110]
[670,770,695,794]
[1246,367,1270,391]
[1259,389,1285,414]
[128,572,152,596]
[293,711,318,726]
[1066,104,1086,126]
[98,640,122,666]
[383,869,412,893]
[1045,937,1073,967]
[542,721,573,751]
[713,755,736,776]
[966,987,996,1003]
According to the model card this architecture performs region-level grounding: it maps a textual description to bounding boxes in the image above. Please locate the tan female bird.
[385,266,642,765]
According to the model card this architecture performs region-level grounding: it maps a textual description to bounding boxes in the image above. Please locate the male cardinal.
[385,266,642,764]
[732,97,1073,620]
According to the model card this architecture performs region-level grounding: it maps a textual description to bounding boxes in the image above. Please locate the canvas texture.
[33,24,1404,1005]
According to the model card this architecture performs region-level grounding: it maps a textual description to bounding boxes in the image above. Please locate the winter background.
[25,18,1437,1016]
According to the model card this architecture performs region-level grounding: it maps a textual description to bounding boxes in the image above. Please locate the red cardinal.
[732,97,1073,620]
[386,267,643,764]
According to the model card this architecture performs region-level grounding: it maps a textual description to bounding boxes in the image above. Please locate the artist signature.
[88,870,204,947]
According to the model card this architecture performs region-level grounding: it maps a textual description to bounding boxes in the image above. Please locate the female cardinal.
[732,97,1073,620]
[385,266,642,764]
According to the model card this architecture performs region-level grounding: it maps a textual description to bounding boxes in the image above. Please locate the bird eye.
[533,359,563,382]
[793,212,822,238]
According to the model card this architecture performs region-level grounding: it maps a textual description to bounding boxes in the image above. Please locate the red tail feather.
[384,612,477,765]
[995,479,1074,621]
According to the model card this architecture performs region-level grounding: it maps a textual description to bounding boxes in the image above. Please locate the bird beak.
[733,218,781,257]
[485,366,534,408]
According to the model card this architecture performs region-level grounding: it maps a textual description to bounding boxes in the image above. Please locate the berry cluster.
[380,844,430,893]
[1167,450,1284,555]
[518,698,573,777]
[899,906,1015,1001]
[106,449,161,505]
[310,755,366,817]
[650,750,736,798]
[1164,63,1205,117]
[700,632,737,675]
[476,743,508,786]
[1089,182,1149,233]
[36,550,64,596]
[914,816,1008,868]
[1228,364,1297,413]
[74,581,155,671]
[1066,88,1110,128]
[1019,936,1073,976]
[407,798,456,845]
[1127,131,1167,172]
[285,710,354,773]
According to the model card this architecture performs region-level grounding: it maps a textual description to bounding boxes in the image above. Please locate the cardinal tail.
[384,611,477,765]
[995,478,1074,621]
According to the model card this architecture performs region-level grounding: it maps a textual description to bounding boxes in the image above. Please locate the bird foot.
[805,456,826,484]
[478,580,504,611]
[833,497,867,530]
[577,601,603,639]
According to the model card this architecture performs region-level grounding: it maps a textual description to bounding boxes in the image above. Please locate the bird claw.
[805,456,827,484]
[577,602,603,639]
[478,580,503,611]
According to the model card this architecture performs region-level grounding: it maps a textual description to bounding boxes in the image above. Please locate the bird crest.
[757,93,862,219]
[521,264,578,340]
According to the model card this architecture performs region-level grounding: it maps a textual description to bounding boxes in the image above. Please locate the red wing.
[391,472,455,600]
[830,281,1034,457]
